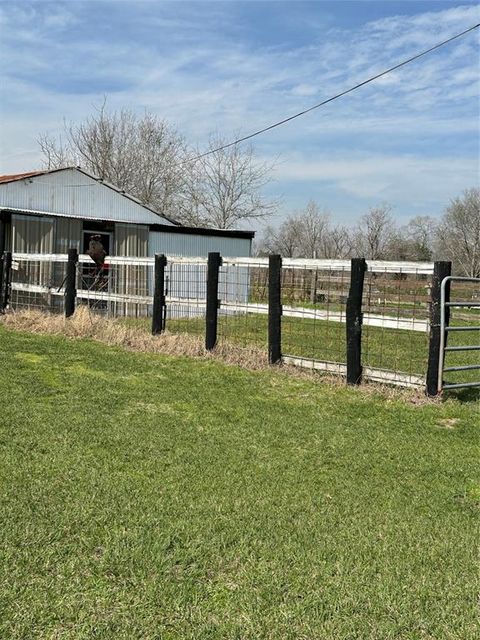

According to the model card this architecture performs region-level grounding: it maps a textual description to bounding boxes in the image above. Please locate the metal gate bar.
[438,276,480,392]
[443,381,480,390]
[445,345,480,352]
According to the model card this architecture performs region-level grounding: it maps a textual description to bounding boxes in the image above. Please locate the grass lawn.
[0,326,478,639]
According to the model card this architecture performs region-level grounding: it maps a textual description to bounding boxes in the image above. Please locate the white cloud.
[267,152,478,219]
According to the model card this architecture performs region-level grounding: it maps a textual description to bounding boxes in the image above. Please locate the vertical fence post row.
[426,260,452,396]
[0,251,12,314]
[64,247,78,318]
[152,253,167,335]
[205,252,222,351]
[268,254,282,364]
[346,258,367,385]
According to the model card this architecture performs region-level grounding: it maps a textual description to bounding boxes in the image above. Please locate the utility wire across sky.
[176,22,480,166]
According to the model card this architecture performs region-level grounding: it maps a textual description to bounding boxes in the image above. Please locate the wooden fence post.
[0,251,12,314]
[346,258,367,385]
[268,254,282,364]
[152,253,167,335]
[426,260,452,396]
[64,248,78,318]
[205,252,222,351]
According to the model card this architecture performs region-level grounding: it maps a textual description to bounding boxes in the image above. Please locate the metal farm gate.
[438,276,480,393]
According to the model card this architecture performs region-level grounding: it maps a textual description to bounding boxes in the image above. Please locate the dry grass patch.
[1,307,269,369]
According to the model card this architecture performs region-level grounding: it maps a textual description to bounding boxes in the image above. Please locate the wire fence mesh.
[280,261,350,375]
[362,265,431,381]
[5,252,440,388]
[164,258,208,337]
[217,258,269,353]
[10,254,68,313]
[77,256,153,319]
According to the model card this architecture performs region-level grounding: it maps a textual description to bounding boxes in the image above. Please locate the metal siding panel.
[148,231,251,258]
[11,215,54,304]
[114,224,150,316]
[0,168,172,225]
[54,218,82,253]
[12,214,54,253]
[115,224,149,256]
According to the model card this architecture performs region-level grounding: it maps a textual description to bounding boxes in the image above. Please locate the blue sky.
[0,0,479,228]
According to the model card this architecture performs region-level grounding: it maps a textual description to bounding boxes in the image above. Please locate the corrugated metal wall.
[11,215,55,303]
[114,224,150,316]
[115,223,148,256]
[148,231,251,258]
[12,214,54,253]
[54,218,82,253]
[0,168,170,225]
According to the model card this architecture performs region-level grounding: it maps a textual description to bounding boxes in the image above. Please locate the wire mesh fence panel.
[10,254,68,313]
[77,256,153,323]
[280,262,349,374]
[362,264,432,382]
[217,258,269,353]
[163,258,208,337]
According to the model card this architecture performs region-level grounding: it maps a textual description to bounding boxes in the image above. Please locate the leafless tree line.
[258,189,480,277]
[39,101,276,230]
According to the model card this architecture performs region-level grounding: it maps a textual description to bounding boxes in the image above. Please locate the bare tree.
[179,135,277,229]
[295,200,331,258]
[39,101,187,218]
[436,188,480,277]
[323,224,354,259]
[258,204,352,260]
[354,205,395,259]
[403,216,437,261]
[257,218,301,257]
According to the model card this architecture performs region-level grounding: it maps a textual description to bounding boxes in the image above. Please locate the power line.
[177,22,479,166]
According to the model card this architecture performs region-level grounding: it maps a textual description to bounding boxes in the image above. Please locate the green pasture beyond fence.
[2,250,479,396]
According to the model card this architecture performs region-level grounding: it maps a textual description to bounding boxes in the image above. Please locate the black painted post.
[268,254,282,364]
[64,248,78,318]
[426,261,452,396]
[0,251,12,314]
[0,216,6,297]
[205,252,222,350]
[346,258,367,385]
[152,253,167,335]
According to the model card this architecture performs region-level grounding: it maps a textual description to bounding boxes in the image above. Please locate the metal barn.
[0,168,254,314]
[0,167,253,258]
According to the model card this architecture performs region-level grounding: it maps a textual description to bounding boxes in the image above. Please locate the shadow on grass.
[444,387,480,404]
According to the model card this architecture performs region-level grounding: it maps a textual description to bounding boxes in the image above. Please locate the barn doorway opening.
[82,230,111,256]
[81,230,113,311]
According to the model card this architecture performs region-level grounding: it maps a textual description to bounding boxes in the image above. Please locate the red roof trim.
[0,171,49,184]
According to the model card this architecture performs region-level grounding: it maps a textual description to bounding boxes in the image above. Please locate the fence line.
[3,251,460,394]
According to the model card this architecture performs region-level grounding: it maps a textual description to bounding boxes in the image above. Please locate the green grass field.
[0,326,478,639]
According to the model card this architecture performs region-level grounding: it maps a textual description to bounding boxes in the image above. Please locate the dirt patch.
[436,417,461,429]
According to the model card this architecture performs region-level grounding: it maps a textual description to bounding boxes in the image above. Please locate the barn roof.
[0,171,48,184]
[0,167,179,226]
